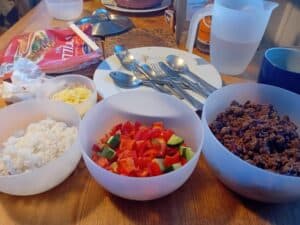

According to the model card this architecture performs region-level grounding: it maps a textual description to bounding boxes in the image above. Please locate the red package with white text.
[0,24,102,78]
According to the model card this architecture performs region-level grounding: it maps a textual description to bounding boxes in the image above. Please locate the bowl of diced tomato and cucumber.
[79,90,203,200]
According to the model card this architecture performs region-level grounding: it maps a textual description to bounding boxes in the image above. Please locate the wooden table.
[0,1,299,225]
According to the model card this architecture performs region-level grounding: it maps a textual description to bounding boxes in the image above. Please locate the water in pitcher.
[210,33,259,75]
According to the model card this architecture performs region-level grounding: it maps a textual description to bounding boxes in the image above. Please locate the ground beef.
[209,100,300,177]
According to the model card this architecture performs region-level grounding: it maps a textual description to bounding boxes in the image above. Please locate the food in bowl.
[79,90,203,200]
[91,121,194,177]
[51,85,92,105]
[115,0,163,9]
[0,118,77,176]
[38,75,97,116]
[210,100,300,177]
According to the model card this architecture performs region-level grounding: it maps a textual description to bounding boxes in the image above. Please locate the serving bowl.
[115,0,163,9]
[202,83,300,203]
[0,99,81,196]
[79,90,203,200]
[38,74,97,116]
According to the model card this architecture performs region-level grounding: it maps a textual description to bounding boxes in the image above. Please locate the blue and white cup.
[258,47,300,95]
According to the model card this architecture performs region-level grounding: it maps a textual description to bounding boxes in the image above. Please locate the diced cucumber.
[183,148,194,161]
[167,134,184,146]
[164,162,182,173]
[107,134,120,148]
[171,163,182,170]
[179,145,187,156]
[100,145,116,160]
[152,158,165,171]
[179,146,194,160]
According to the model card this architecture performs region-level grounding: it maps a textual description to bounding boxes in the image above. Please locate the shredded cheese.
[51,86,91,104]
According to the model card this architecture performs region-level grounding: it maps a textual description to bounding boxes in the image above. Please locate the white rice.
[0,118,77,176]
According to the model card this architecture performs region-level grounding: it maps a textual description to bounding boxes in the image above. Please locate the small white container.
[38,74,97,117]
[0,99,81,196]
[45,0,83,20]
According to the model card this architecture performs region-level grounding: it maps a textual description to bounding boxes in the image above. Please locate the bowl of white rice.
[0,99,81,195]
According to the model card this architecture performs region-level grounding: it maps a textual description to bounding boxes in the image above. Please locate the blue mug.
[258,47,300,95]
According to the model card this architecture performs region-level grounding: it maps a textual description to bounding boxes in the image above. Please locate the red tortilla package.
[0,24,102,78]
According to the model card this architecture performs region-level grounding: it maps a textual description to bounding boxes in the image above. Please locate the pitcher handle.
[186,4,213,53]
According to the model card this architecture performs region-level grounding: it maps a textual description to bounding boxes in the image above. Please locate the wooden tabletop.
[0,1,300,225]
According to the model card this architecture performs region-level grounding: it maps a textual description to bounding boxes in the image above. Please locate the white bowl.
[79,90,203,200]
[38,74,97,116]
[202,83,300,203]
[0,99,81,196]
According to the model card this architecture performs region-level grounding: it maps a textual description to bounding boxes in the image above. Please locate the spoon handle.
[170,81,203,110]
[135,67,171,95]
[185,69,217,93]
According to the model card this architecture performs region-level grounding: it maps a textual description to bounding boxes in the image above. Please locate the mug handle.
[186,4,213,53]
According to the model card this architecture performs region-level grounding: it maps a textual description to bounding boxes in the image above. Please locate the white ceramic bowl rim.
[203,82,300,182]
[79,90,204,181]
[0,99,81,180]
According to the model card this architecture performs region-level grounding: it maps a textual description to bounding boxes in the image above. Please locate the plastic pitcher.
[186,0,278,75]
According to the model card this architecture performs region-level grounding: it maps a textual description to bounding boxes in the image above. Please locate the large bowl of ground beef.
[202,83,300,203]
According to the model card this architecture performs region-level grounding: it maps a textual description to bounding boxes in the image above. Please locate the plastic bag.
[0,24,102,78]
[0,58,47,103]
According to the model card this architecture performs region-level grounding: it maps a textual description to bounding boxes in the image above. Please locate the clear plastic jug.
[186,0,278,75]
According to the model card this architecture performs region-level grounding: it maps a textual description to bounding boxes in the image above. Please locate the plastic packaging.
[0,58,46,103]
[0,24,102,77]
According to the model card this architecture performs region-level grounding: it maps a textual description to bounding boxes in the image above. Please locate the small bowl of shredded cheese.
[38,74,97,116]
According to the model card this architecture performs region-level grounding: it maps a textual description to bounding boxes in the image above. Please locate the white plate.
[102,0,171,13]
[93,46,222,109]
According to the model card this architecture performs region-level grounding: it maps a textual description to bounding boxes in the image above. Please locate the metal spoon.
[166,55,217,93]
[109,71,142,88]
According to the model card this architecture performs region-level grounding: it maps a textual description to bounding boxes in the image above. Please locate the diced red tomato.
[118,158,136,175]
[110,123,122,135]
[181,157,187,165]
[134,140,147,156]
[136,157,152,168]
[143,148,159,158]
[121,121,134,136]
[92,144,101,152]
[151,138,166,156]
[117,150,137,160]
[152,121,164,129]
[119,138,135,152]
[92,121,192,177]
[149,128,162,139]
[136,169,149,177]
[134,121,142,131]
[162,129,174,141]
[149,161,162,176]
[96,157,109,168]
[164,152,180,167]
[134,127,149,140]
[166,146,178,156]
[100,134,109,144]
